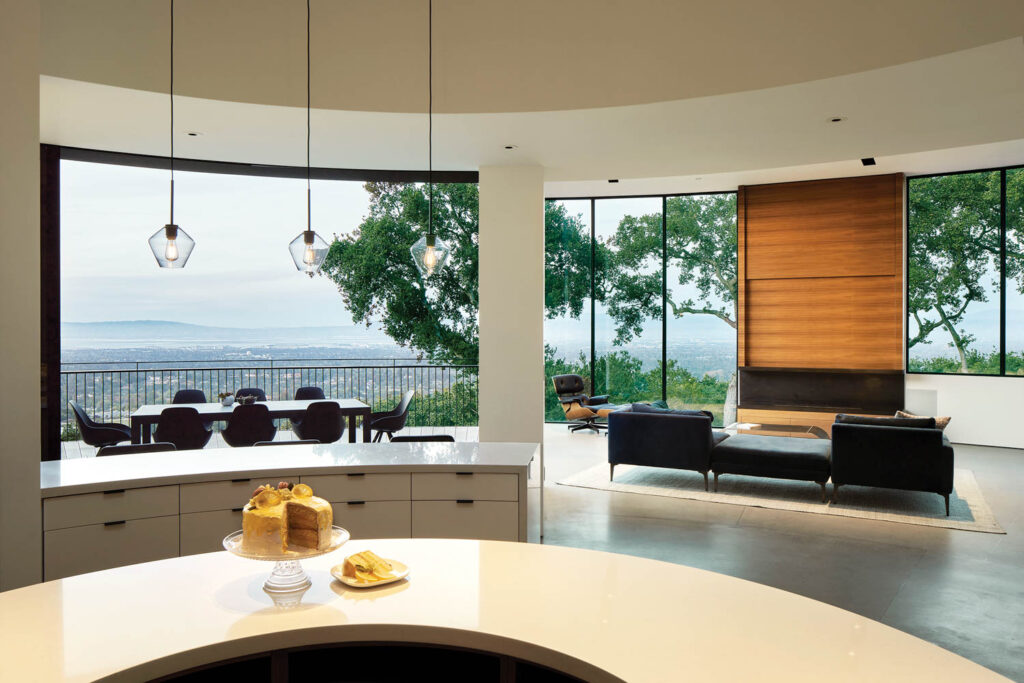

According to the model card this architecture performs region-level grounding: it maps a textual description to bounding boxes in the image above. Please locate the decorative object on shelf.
[218,392,235,407]
[288,0,329,277]
[148,0,195,269]
[410,0,451,278]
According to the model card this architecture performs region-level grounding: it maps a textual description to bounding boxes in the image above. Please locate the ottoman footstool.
[710,434,832,502]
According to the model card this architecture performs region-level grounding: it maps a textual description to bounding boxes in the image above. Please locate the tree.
[908,173,1001,372]
[323,183,597,365]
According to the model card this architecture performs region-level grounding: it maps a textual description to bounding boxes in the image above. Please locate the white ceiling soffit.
[41,39,1024,182]
[40,0,1024,114]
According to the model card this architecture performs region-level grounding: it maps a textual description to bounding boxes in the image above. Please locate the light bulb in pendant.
[149,223,195,268]
[289,229,329,276]
[411,233,450,278]
[165,238,179,262]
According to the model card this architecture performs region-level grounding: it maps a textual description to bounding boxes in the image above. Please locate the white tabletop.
[0,539,1005,682]
[40,442,538,497]
[130,398,370,419]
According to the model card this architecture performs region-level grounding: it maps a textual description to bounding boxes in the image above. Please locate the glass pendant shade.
[148,224,195,268]
[289,229,329,277]
[410,233,450,278]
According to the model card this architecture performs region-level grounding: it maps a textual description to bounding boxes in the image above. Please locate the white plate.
[331,558,410,588]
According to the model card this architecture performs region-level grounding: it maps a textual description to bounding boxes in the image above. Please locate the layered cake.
[241,482,333,554]
[342,550,396,583]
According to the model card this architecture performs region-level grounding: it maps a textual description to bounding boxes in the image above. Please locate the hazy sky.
[61,160,370,328]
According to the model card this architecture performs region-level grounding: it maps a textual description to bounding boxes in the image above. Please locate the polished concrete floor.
[531,425,1024,681]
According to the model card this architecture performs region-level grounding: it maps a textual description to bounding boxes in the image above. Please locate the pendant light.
[149,0,196,268]
[288,0,329,277]
[410,0,451,278]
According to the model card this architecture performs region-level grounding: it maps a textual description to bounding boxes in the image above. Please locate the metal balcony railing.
[59,358,479,440]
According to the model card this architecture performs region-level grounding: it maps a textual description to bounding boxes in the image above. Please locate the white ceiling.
[41,38,1024,184]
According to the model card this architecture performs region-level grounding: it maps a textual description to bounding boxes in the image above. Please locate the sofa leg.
[818,482,826,503]
[713,472,719,493]
[703,472,709,492]
[944,494,950,517]
[610,463,615,481]
[831,483,840,505]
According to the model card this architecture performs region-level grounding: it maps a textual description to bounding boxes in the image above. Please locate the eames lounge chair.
[551,374,619,433]
[69,401,132,449]
[368,390,415,442]
[154,406,213,451]
[292,401,345,444]
[222,403,277,447]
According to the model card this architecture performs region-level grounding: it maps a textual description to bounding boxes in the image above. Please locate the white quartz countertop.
[40,442,538,497]
[0,538,1007,682]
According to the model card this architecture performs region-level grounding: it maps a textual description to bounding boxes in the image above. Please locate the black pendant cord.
[306,0,311,231]
[427,0,433,238]
[169,0,175,225]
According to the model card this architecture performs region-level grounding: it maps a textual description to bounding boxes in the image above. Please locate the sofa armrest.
[831,423,953,495]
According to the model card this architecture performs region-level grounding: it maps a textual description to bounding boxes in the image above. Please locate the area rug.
[558,464,1004,534]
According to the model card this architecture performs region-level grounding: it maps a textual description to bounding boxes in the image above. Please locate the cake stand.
[223,526,350,595]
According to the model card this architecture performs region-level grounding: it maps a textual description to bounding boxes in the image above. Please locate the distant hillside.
[61,320,395,349]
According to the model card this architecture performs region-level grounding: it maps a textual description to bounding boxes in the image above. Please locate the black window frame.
[904,163,1024,377]
[543,190,739,417]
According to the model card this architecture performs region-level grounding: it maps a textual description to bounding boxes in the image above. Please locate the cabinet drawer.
[412,473,518,502]
[180,509,244,556]
[44,485,179,531]
[180,475,298,513]
[333,501,411,540]
[44,515,179,581]
[411,501,519,541]
[301,473,410,502]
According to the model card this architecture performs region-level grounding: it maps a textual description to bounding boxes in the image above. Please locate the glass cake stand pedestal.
[223,526,350,596]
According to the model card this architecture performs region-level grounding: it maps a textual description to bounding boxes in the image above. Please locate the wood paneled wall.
[737,174,904,370]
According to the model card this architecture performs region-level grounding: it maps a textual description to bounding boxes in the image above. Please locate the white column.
[477,166,545,444]
[0,0,41,590]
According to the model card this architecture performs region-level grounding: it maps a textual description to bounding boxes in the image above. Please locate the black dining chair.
[292,401,345,444]
[154,407,213,451]
[222,403,277,447]
[172,389,208,404]
[368,390,415,442]
[254,439,319,446]
[97,442,177,457]
[69,401,132,449]
[294,386,325,400]
[235,387,267,402]
[389,435,455,443]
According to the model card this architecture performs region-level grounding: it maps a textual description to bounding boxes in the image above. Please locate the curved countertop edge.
[105,624,624,683]
[41,442,539,497]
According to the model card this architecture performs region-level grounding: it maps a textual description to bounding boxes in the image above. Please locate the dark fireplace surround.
[738,367,905,415]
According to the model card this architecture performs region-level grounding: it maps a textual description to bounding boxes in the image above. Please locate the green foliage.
[909,349,1024,376]
[370,382,479,428]
[60,423,81,442]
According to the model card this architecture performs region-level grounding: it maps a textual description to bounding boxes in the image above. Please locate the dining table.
[129,398,373,444]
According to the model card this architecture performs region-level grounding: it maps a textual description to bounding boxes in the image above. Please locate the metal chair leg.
[832,483,840,504]
[944,494,950,516]
[819,482,827,503]
[610,463,615,481]
[713,472,719,493]
[703,472,709,492]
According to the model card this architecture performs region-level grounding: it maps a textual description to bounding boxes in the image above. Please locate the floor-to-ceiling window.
[907,167,1023,375]
[544,192,737,426]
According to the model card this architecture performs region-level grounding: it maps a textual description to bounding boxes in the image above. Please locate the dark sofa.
[608,404,728,491]
[831,414,954,515]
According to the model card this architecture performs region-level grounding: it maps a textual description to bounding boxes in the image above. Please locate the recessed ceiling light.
[503,144,517,150]
[827,116,847,124]
[861,157,876,166]
[608,179,619,184]
[185,131,201,137]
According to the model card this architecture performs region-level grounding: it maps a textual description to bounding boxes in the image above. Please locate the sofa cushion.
[711,434,831,477]
[835,414,936,429]
[631,402,714,420]
[896,410,951,431]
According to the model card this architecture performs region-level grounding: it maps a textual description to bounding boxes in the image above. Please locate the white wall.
[905,374,1024,449]
[477,166,545,444]
[0,0,42,590]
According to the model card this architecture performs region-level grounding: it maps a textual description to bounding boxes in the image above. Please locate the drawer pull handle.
[104,520,126,527]
[456,499,474,504]
[231,507,244,513]
[231,478,250,483]
[346,473,365,477]
[103,489,126,495]
[455,472,473,476]
[347,501,366,506]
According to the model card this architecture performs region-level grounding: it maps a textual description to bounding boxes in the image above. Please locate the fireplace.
[738,367,904,415]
